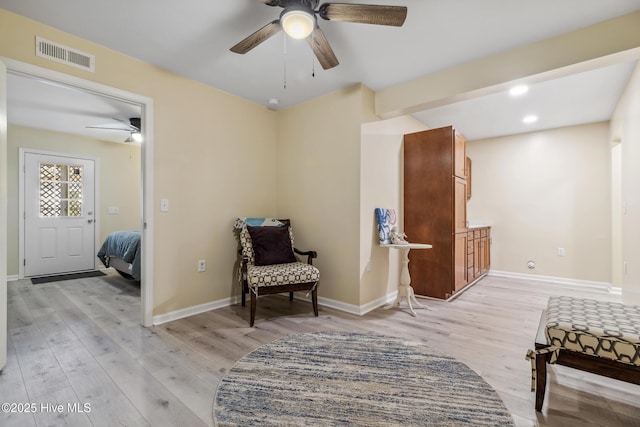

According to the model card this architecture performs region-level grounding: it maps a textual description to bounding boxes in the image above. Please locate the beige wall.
[467,122,611,283]
[610,61,640,303]
[0,9,278,316]
[3,7,640,318]
[360,116,427,307]
[7,125,141,275]
[276,84,369,307]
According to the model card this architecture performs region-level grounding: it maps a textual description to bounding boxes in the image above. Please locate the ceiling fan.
[86,117,142,142]
[230,0,408,70]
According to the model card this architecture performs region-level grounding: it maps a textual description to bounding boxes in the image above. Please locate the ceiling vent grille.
[35,36,95,72]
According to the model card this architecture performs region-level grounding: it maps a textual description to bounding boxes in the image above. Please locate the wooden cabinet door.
[454,232,468,291]
[481,234,491,273]
[404,128,455,299]
[454,134,466,178]
[466,156,472,200]
[454,176,467,233]
[474,236,481,277]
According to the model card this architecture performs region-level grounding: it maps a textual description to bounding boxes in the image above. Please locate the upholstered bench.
[529,296,640,411]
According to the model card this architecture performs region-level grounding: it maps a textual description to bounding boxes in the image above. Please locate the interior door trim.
[1,57,154,327]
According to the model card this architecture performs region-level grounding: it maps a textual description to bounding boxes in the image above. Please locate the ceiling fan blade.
[318,3,408,26]
[308,26,339,70]
[230,20,282,54]
[258,0,280,5]
[86,125,132,131]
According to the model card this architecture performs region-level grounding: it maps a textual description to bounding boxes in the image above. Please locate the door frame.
[19,149,100,277]
[1,57,154,327]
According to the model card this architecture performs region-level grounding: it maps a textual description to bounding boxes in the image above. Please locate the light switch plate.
[160,198,169,212]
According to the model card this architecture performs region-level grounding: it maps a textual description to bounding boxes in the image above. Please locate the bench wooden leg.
[289,291,294,301]
[535,352,548,411]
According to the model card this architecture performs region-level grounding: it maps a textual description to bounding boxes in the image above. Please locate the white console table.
[380,243,432,316]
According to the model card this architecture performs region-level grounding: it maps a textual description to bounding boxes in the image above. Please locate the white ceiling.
[413,61,638,141]
[2,0,640,141]
[8,74,141,143]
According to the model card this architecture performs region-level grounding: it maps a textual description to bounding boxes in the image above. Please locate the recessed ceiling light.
[522,115,538,124]
[510,85,529,96]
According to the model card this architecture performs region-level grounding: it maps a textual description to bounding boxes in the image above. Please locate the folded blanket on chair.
[234,218,284,229]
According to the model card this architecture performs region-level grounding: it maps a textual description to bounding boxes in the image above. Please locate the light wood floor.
[2,270,640,427]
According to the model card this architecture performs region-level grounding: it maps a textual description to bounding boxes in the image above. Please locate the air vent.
[35,36,95,72]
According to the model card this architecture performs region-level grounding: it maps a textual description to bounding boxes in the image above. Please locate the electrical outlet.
[557,247,565,256]
[198,260,206,272]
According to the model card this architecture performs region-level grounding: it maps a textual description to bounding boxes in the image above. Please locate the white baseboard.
[152,272,624,325]
[489,270,619,294]
[7,275,19,282]
[316,291,397,316]
[152,295,241,325]
[153,290,399,325]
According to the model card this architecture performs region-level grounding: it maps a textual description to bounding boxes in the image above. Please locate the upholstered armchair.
[235,218,320,326]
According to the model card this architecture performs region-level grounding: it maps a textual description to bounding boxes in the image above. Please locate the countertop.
[467,221,491,229]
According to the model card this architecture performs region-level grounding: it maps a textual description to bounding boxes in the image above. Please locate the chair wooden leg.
[535,352,548,411]
[250,291,257,327]
[289,291,294,301]
[241,284,246,307]
[312,287,319,317]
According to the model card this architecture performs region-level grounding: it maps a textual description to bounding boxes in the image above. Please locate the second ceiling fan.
[230,0,407,70]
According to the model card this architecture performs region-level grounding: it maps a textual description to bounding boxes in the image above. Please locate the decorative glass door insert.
[39,163,83,217]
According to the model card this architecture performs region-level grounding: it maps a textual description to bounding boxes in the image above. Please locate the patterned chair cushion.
[247,262,320,288]
[546,296,640,366]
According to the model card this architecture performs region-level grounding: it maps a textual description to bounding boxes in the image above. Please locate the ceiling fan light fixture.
[281,8,315,39]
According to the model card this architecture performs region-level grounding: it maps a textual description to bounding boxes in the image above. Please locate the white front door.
[24,152,96,276]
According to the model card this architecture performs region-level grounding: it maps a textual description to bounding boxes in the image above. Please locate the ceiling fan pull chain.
[311,29,315,78]
[283,33,287,89]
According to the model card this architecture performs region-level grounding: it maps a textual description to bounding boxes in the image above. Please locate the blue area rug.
[213,331,514,426]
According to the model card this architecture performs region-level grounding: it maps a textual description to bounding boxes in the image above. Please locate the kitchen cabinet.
[404,126,470,299]
[468,227,491,282]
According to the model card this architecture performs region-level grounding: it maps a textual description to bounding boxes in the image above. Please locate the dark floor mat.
[31,270,106,284]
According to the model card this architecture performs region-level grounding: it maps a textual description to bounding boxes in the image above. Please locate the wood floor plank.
[5,273,640,427]
[9,324,73,401]
[0,333,37,427]
[96,349,207,427]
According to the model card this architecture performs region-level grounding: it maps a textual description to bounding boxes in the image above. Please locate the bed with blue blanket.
[97,231,141,281]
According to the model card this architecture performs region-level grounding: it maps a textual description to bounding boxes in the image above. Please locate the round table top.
[380,242,432,249]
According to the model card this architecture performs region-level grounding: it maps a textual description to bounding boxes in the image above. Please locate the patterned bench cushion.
[546,296,640,366]
[247,262,320,288]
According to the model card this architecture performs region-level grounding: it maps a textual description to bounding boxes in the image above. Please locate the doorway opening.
[2,58,154,326]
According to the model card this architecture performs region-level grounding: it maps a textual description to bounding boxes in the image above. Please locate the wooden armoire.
[404,126,473,300]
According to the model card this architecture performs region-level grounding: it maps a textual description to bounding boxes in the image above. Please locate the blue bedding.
[97,230,141,280]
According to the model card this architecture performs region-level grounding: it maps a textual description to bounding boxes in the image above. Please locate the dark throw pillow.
[247,225,296,266]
